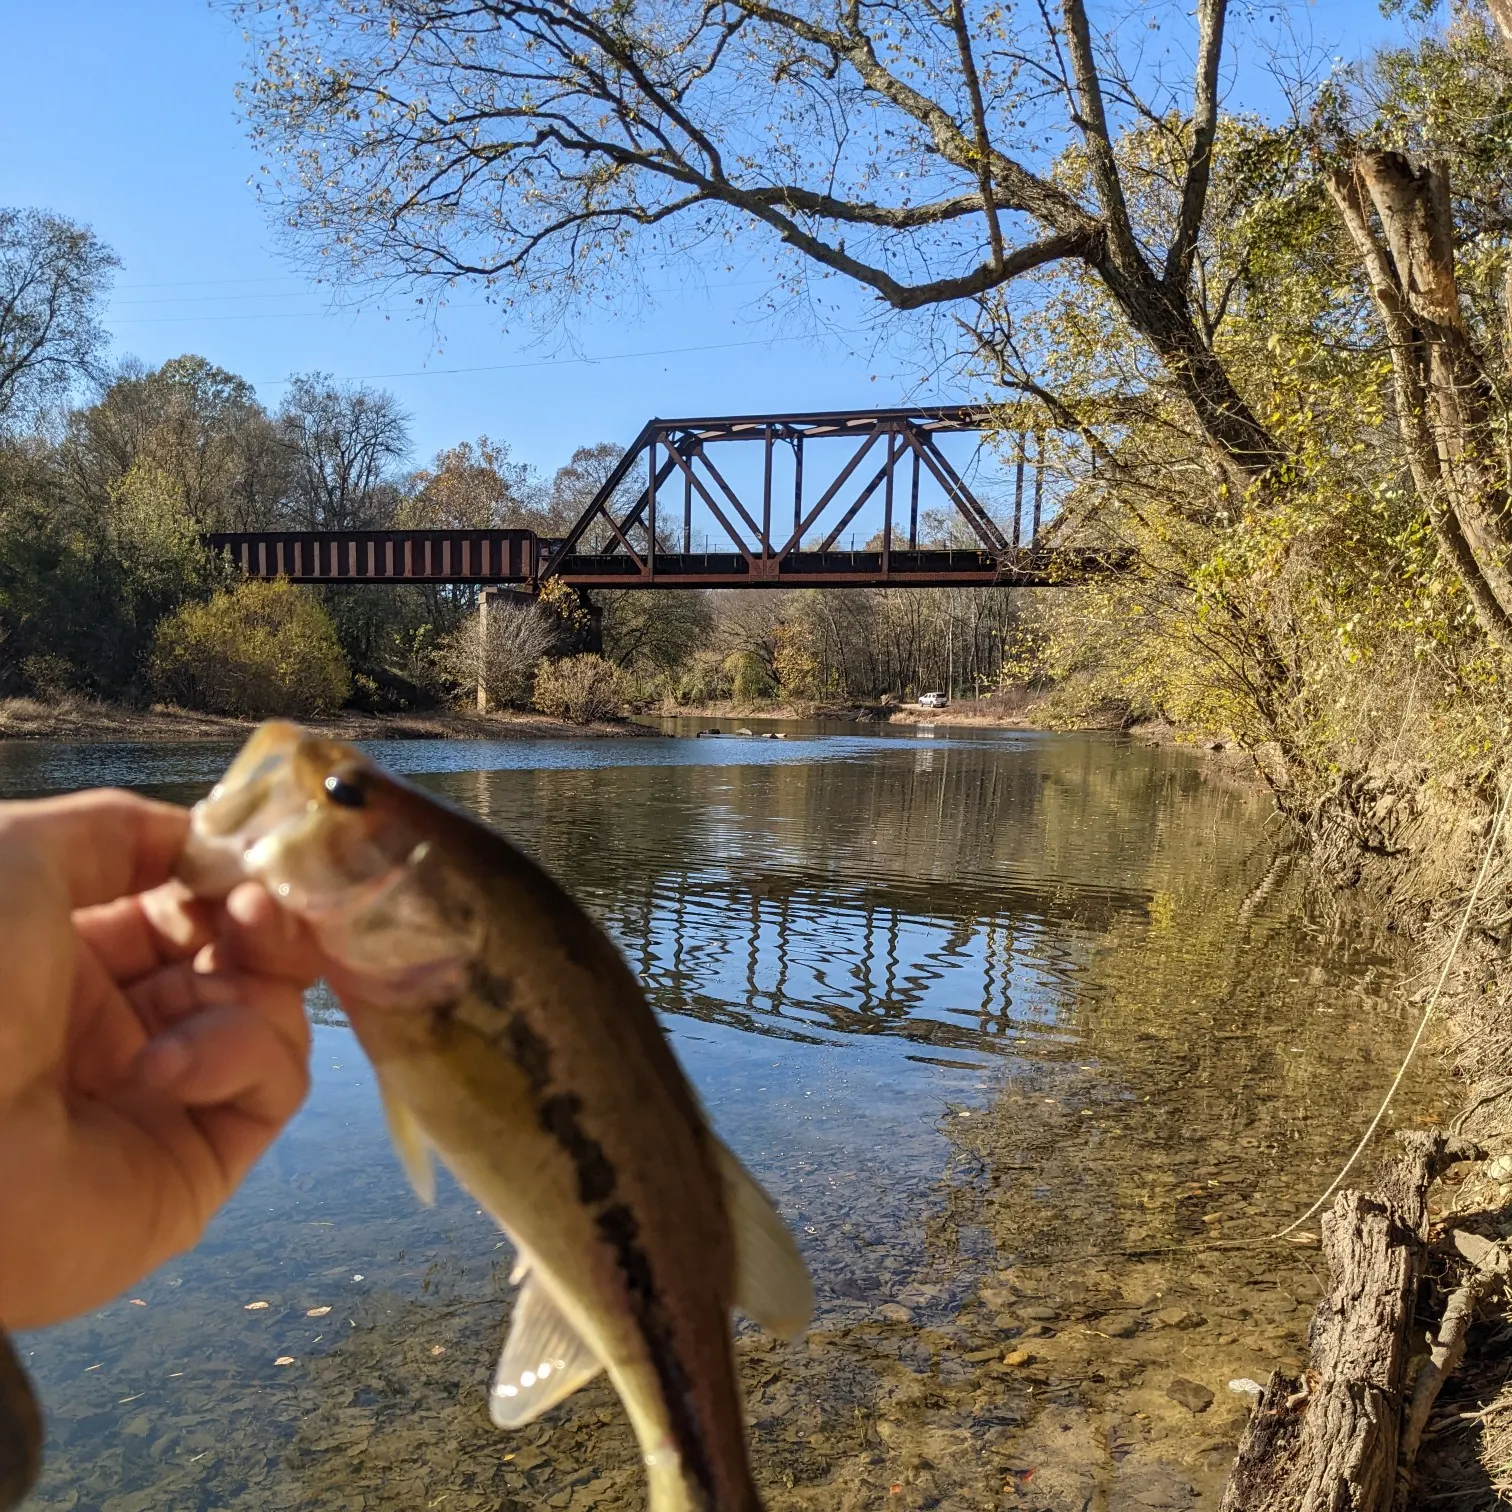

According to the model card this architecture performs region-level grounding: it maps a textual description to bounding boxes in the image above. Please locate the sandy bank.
[0,697,647,744]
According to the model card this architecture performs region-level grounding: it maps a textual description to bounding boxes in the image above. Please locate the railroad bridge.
[208,405,1132,591]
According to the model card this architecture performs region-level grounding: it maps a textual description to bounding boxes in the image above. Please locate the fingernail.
[137,1035,194,1091]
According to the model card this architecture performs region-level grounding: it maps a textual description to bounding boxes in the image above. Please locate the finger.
[0,792,188,909]
[134,985,311,1130]
[129,963,311,1060]
[217,882,327,987]
[74,882,216,983]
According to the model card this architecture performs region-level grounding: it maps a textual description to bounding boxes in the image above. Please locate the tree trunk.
[1221,1132,1482,1512]
[1327,153,1512,647]
[1097,260,1287,490]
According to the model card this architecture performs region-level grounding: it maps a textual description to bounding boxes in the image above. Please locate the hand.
[0,790,324,1331]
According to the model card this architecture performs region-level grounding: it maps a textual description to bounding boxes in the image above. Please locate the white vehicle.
[917,690,949,709]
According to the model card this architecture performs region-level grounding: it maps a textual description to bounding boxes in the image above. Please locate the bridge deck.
[206,404,1133,591]
[205,532,1130,588]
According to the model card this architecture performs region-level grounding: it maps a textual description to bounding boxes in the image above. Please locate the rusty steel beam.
[205,529,538,584]
[206,406,1134,592]
[206,531,1133,589]
[548,547,1134,589]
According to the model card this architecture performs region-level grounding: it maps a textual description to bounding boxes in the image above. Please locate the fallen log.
[1220,1131,1483,1512]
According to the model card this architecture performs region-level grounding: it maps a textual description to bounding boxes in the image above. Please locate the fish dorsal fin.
[713,1138,814,1341]
[377,1081,436,1207]
[490,1272,604,1429]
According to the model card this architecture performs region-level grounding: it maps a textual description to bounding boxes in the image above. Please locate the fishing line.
[1268,775,1512,1241]
[1044,778,1512,1268]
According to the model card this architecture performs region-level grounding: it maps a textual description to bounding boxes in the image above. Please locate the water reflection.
[8,729,1448,1511]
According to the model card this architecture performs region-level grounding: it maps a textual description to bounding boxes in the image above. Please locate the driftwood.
[1392,1230,1511,1511]
[1220,1131,1484,1512]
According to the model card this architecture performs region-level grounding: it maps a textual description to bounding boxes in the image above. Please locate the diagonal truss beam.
[776,425,884,561]
[543,405,1047,586]
[660,436,759,560]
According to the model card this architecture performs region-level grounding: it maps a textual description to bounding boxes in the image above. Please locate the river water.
[5,722,1449,1512]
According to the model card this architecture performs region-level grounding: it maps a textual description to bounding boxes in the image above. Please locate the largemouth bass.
[178,721,812,1512]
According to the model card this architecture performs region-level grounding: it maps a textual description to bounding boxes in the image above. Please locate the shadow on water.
[7,729,1451,1511]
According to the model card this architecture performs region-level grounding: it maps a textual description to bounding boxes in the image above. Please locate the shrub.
[672,648,733,705]
[773,621,819,700]
[435,597,562,708]
[21,653,76,699]
[532,653,628,723]
[150,579,350,716]
[724,650,777,705]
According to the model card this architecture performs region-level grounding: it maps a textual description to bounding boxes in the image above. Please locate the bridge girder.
[207,405,1133,590]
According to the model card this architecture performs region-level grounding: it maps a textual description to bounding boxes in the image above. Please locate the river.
[5,721,1449,1512]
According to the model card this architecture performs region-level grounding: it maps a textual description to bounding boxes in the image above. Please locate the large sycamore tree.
[236,0,1276,481]
[237,0,1512,703]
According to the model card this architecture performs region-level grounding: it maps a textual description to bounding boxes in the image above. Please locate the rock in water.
[1166,1377,1215,1413]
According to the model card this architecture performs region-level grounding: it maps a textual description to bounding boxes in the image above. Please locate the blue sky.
[0,0,1406,476]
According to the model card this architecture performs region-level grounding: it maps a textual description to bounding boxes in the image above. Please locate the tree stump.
[1220,1132,1477,1512]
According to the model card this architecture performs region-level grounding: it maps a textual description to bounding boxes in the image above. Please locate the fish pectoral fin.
[377,1081,436,1207]
[714,1137,814,1341]
[489,1275,604,1429]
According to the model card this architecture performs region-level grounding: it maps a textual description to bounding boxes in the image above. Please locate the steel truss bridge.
[207,406,1132,591]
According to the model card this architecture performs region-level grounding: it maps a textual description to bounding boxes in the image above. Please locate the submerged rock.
[1165,1378,1215,1414]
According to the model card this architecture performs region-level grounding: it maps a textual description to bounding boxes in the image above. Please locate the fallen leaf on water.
[352,1274,365,1282]
[244,1301,270,1311]
[306,1306,331,1317]
[430,1345,446,1356]
[129,1299,147,1307]
[274,1357,295,1366]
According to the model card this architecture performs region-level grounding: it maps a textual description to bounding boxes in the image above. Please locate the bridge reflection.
[417,736,1230,1061]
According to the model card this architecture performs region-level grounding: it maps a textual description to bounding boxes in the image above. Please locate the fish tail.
[645,1446,763,1512]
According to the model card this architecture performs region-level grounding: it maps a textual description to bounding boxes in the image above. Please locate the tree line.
[0,216,1017,714]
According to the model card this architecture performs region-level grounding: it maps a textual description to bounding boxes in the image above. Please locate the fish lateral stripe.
[595,1202,719,1510]
[504,1001,721,1508]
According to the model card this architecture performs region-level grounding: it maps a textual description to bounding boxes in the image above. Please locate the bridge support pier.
[476,586,539,712]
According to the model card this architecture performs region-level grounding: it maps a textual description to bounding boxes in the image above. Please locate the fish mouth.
[177,721,481,1002]
[175,721,394,909]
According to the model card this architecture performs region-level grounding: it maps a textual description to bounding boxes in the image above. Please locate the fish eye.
[324,774,367,809]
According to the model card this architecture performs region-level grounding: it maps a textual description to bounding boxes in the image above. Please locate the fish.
[0,1329,41,1512]
[177,720,812,1512]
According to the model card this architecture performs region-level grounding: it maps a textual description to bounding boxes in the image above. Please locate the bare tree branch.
[1165,0,1226,286]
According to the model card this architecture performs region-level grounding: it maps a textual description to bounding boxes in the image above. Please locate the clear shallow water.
[8,727,1448,1512]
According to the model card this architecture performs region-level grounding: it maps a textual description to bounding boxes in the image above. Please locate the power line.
[112,273,311,292]
[108,276,774,320]
[245,331,820,386]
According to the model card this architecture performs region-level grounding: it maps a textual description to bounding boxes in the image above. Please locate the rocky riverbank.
[1223,774,1512,1510]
